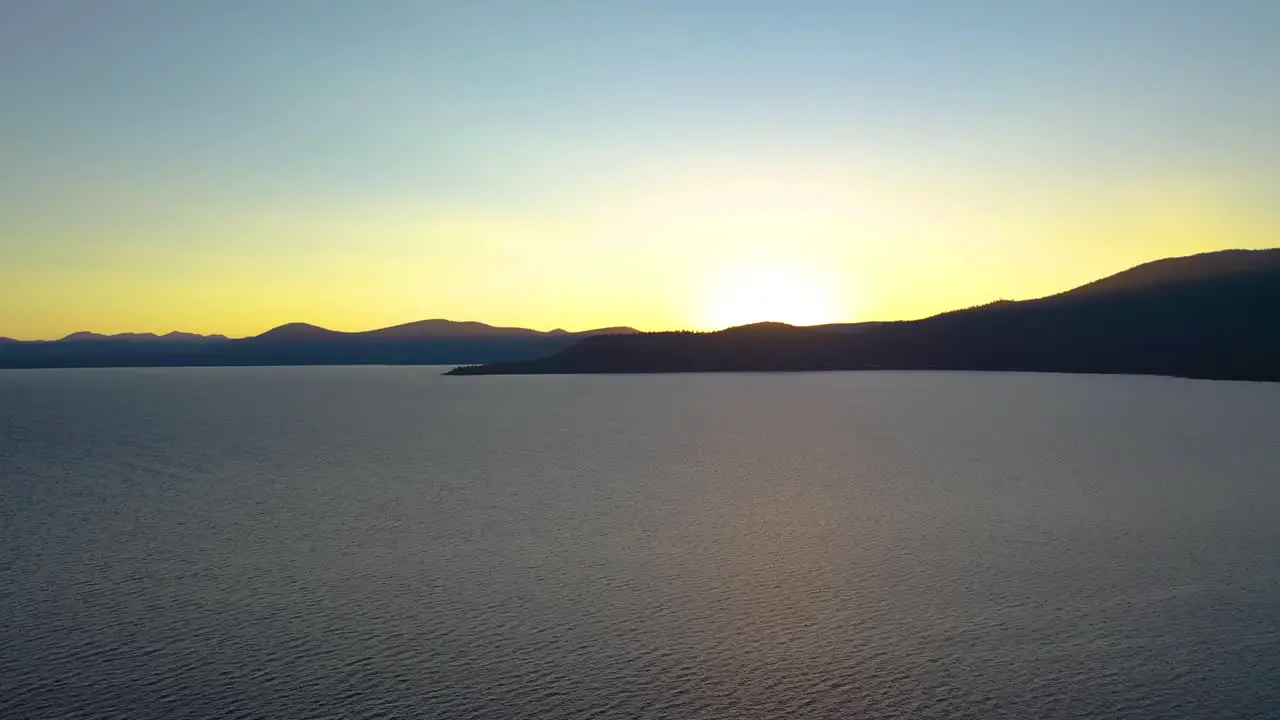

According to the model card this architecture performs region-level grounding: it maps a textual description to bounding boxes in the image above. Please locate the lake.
[2,367,1278,719]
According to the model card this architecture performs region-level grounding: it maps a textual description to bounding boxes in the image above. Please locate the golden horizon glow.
[699,260,847,330]
[3,165,1278,341]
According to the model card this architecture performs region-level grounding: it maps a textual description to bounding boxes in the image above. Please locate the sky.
[3,0,1278,339]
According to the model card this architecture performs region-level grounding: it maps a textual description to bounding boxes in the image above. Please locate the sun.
[699,261,846,330]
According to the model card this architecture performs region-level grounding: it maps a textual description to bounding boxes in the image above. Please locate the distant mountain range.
[450,249,1280,383]
[0,320,637,369]
[56,331,229,343]
[252,319,635,341]
[6,249,1278,380]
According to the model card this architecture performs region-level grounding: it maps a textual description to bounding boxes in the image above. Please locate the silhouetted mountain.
[1062,249,1280,298]
[253,322,343,341]
[161,331,230,342]
[353,319,637,339]
[576,326,639,336]
[249,319,640,341]
[59,331,110,342]
[388,321,636,338]
[813,322,889,334]
[0,319,635,369]
[56,331,228,343]
[359,319,539,338]
[449,249,1280,382]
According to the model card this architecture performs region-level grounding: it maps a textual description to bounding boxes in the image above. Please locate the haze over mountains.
[450,249,1280,383]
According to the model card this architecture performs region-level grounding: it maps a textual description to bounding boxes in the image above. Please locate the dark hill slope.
[449,250,1280,381]
[1062,248,1280,298]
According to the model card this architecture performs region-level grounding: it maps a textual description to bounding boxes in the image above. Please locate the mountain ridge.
[1059,248,1280,298]
[6,249,1277,377]
[0,319,639,368]
[4,320,639,344]
[58,331,229,343]
[449,248,1280,382]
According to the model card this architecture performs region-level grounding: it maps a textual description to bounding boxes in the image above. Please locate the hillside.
[1061,249,1280,298]
[449,249,1280,382]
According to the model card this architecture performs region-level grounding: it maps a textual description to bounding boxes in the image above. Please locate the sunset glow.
[2,3,1278,340]
[700,261,845,330]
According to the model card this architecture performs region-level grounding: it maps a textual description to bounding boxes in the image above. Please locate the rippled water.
[2,367,1279,719]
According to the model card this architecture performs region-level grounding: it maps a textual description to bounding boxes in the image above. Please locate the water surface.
[2,368,1278,719]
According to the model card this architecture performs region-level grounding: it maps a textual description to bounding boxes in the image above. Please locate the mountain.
[57,331,228,343]
[59,331,111,342]
[1061,249,1280,298]
[575,326,638,336]
[449,249,1280,382]
[247,319,640,341]
[359,319,543,338]
[813,321,889,334]
[0,320,636,369]
[252,322,343,341]
[161,331,230,342]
